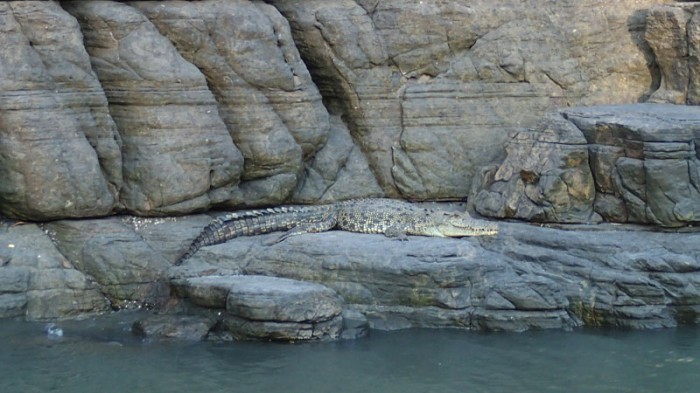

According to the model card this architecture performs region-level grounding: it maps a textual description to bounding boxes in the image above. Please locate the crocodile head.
[431,211,499,237]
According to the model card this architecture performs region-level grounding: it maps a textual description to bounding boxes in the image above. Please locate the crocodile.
[174,198,498,265]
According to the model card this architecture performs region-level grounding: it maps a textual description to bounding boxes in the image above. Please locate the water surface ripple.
[1,316,699,393]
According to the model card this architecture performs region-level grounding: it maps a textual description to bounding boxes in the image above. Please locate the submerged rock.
[132,314,215,341]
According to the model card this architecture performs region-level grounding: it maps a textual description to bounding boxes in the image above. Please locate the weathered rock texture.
[166,225,700,331]
[44,217,172,308]
[0,0,381,220]
[173,275,347,341]
[270,0,664,199]
[0,220,110,320]
[64,1,245,215]
[0,2,120,220]
[474,104,700,227]
[0,0,672,220]
[472,112,598,223]
[567,104,700,226]
[129,0,327,207]
[645,2,700,104]
[4,212,699,334]
[2,0,699,340]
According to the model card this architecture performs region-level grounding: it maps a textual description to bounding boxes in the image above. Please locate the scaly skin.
[175,199,498,265]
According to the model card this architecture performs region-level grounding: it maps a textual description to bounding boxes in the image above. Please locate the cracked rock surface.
[1,0,661,219]
[2,212,699,338]
[0,0,697,341]
[474,103,700,227]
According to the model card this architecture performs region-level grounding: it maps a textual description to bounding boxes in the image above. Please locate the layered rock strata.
[63,1,245,215]
[171,275,351,341]
[0,2,120,220]
[4,213,699,335]
[1,0,698,342]
[474,104,700,227]
[0,0,382,220]
[0,0,666,220]
[270,0,662,199]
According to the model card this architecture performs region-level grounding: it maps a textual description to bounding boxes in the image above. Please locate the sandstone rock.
[565,103,700,227]
[173,275,242,309]
[44,217,171,308]
[271,0,662,199]
[132,314,216,341]
[0,2,119,220]
[0,293,26,319]
[4,205,700,333]
[340,309,369,340]
[121,215,216,266]
[173,274,345,341]
[473,111,598,223]
[131,0,309,206]
[0,266,29,318]
[292,115,384,203]
[63,1,244,215]
[0,221,109,319]
[166,221,700,331]
[643,3,700,105]
[474,103,700,227]
[646,4,691,104]
[225,275,342,323]
[3,0,700,338]
[1,0,668,219]
[222,314,343,342]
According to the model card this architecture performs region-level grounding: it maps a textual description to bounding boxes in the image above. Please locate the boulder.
[565,104,700,227]
[473,111,598,223]
[132,314,216,341]
[173,275,347,341]
[474,103,700,227]
[645,3,700,104]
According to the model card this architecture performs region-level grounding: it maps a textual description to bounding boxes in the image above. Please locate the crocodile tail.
[174,217,227,266]
[173,206,330,265]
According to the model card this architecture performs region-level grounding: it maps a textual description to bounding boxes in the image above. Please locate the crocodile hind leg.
[262,217,338,245]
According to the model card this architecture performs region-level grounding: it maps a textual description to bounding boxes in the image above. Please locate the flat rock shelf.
[163,222,700,338]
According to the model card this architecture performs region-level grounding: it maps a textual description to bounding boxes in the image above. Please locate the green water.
[1,314,699,393]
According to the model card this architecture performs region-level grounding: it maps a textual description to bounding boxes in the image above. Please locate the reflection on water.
[1,313,699,393]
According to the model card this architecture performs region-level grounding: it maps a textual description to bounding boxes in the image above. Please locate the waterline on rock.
[1,314,699,393]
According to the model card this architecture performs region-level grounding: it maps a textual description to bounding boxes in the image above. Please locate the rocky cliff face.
[0,0,669,220]
[3,0,700,337]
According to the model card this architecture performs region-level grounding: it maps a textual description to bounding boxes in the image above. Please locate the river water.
[1,313,699,393]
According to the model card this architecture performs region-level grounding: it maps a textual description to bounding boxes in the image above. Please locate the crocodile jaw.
[436,219,499,237]
[438,224,498,237]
